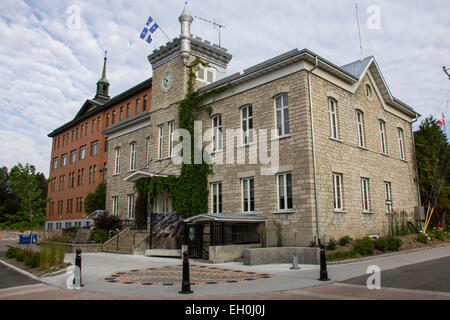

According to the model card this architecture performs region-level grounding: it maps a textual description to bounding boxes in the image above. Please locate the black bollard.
[179,251,193,294]
[75,249,83,287]
[318,239,330,281]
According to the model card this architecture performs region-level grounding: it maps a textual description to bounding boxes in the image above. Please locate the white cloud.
[0,0,449,177]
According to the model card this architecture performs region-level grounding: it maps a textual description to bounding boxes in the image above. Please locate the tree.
[84,182,106,214]
[414,116,450,226]
[8,163,50,230]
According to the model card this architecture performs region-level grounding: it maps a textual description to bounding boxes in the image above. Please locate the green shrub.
[431,227,447,240]
[386,237,403,251]
[338,235,352,246]
[5,247,20,259]
[40,246,50,269]
[374,238,388,252]
[15,249,25,262]
[327,249,358,260]
[24,251,40,268]
[326,238,337,251]
[354,237,374,256]
[417,232,428,244]
[90,229,108,244]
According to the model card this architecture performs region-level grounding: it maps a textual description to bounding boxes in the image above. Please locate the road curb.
[0,259,42,283]
[328,242,450,265]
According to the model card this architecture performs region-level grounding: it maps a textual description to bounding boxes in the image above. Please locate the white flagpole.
[355,3,365,62]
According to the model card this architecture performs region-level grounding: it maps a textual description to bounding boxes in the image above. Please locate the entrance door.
[188,225,208,259]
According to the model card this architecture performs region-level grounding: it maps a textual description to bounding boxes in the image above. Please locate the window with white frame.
[112,196,119,216]
[127,194,135,219]
[361,178,370,212]
[333,173,344,210]
[328,98,338,139]
[384,181,392,214]
[241,178,255,213]
[398,128,406,160]
[91,140,99,156]
[356,110,365,148]
[212,115,223,152]
[53,157,58,170]
[241,105,254,145]
[114,147,121,174]
[197,66,216,84]
[61,154,68,167]
[168,121,175,157]
[379,120,388,155]
[130,142,137,171]
[211,182,222,214]
[71,150,77,164]
[275,94,290,137]
[277,173,293,211]
[80,145,87,160]
[146,137,151,165]
[158,125,164,159]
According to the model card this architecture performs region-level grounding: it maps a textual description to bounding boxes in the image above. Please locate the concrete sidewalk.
[31,243,450,299]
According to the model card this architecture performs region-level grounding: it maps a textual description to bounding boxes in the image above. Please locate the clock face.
[162,71,173,90]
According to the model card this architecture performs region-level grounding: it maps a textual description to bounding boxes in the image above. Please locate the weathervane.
[194,15,226,48]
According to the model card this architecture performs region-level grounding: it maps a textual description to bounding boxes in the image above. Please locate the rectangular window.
[277,173,293,210]
[80,145,87,160]
[112,111,116,124]
[61,154,68,167]
[212,115,223,152]
[241,105,254,145]
[76,128,79,141]
[97,117,101,130]
[112,197,119,216]
[70,150,77,164]
[130,142,137,171]
[333,173,343,210]
[106,114,110,127]
[384,181,392,214]
[89,166,92,184]
[92,119,95,132]
[53,157,59,170]
[361,178,370,212]
[93,165,97,183]
[71,130,74,142]
[81,125,84,137]
[127,194,135,219]
[126,104,130,119]
[241,178,255,213]
[120,107,124,121]
[380,120,388,154]
[275,94,290,137]
[158,125,164,159]
[398,128,406,160]
[143,95,148,111]
[211,182,222,214]
[168,121,175,157]
[356,110,365,148]
[146,137,151,166]
[81,169,84,186]
[91,140,99,156]
[114,147,121,174]
[136,99,140,114]
[329,98,338,139]
[85,123,88,136]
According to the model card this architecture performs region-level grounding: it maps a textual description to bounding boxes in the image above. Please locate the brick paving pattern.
[100,265,275,286]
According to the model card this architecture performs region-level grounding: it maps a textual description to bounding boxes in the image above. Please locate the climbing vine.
[134,57,233,221]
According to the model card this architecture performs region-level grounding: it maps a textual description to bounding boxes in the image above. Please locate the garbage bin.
[18,234,37,244]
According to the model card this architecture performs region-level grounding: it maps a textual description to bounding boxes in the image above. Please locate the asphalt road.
[343,255,450,292]
[0,263,39,289]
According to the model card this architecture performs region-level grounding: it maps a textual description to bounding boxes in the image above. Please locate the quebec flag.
[140,16,160,44]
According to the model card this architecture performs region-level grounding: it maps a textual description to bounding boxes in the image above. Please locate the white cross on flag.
[139,16,160,44]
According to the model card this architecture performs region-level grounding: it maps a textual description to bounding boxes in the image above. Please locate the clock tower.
[147,2,232,112]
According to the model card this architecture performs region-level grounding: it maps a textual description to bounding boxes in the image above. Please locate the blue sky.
[0,0,449,177]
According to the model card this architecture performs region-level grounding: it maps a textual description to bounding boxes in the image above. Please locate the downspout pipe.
[307,56,321,243]
[410,113,422,207]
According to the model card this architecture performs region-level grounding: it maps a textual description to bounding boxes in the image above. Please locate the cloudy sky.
[0,0,449,177]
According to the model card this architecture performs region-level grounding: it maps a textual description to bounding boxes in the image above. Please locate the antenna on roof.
[194,16,226,48]
[355,3,365,62]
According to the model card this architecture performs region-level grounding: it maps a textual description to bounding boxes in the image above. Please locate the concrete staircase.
[103,228,150,255]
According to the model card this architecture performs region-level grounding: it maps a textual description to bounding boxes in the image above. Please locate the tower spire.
[95,51,110,102]
[101,50,108,81]
[179,1,193,65]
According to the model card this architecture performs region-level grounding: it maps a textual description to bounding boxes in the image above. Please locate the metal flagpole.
[355,3,365,62]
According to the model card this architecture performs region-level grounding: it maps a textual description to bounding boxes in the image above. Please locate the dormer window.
[197,66,216,84]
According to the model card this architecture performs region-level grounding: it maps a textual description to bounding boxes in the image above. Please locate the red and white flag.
[437,113,445,126]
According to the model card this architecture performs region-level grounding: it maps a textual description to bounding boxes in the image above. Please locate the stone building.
[104,3,421,250]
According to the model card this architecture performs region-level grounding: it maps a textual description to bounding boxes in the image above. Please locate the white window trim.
[276,172,293,211]
[127,194,135,219]
[328,98,338,139]
[212,115,223,152]
[333,173,343,211]
[130,142,137,171]
[196,66,216,84]
[356,110,365,148]
[211,182,222,214]
[241,105,254,146]
[145,137,151,165]
[158,125,164,159]
[398,128,406,160]
[112,196,119,216]
[379,121,388,155]
[275,94,290,138]
[114,147,121,175]
[241,177,255,213]
[168,121,175,157]
[361,178,370,212]
[384,181,392,214]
